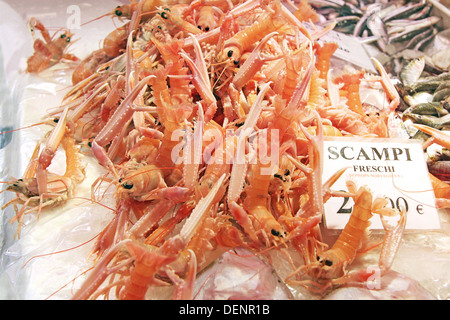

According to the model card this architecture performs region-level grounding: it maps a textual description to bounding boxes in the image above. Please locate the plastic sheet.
[0,0,449,300]
[0,0,121,299]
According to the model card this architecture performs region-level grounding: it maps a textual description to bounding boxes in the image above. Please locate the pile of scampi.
[1,0,449,300]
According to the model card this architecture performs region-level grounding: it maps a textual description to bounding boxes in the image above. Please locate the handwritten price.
[336,192,423,215]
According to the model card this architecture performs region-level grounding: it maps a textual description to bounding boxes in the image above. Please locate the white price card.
[322,137,441,230]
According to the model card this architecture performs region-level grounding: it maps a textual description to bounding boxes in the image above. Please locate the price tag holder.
[322,137,441,230]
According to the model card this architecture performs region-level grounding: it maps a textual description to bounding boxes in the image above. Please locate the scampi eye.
[271,229,280,237]
[325,259,333,266]
[274,173,286,182]
[160,11,168,19]
[122,182,133,189]
[115,9,122,17]
[271,229,286,237]
[227,50,233,58]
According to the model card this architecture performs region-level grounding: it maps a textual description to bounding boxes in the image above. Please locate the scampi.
[26,18,79,73]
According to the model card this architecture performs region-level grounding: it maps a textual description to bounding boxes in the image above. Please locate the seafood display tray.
[0,0,449,300]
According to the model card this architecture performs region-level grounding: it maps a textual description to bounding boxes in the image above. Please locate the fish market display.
[309,0,441,52]
[0,0,449,300]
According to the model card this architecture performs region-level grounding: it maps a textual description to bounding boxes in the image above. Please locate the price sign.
[322,137,441,230]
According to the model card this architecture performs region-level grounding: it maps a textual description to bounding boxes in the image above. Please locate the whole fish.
[400,57,425,86]
[414,28,438,51]
[353,3,382,37]
[367,14,389,52]
[403,112,450,129]
[403,102,449,117]
[410,74,450,92]
[387,16,441,36]
[404,28,435,50]
[383,1,427,22]
[309,0,440,57]
[433,88,450,102]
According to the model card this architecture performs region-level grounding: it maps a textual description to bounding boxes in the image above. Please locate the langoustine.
[26,17,79,73]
